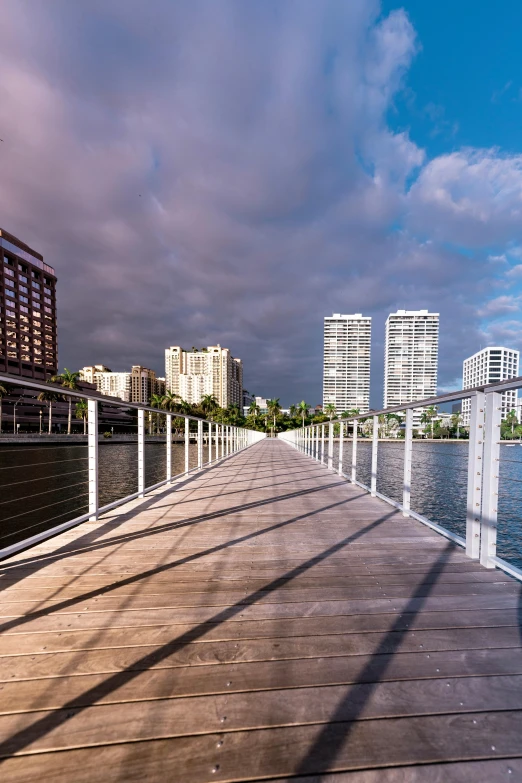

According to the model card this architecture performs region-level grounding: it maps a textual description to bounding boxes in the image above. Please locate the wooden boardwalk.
[1,439,522,781]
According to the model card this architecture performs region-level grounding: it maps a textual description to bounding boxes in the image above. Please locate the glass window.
[33,292,40,299]
[19,275,27,284]
[5,278,14,288]
[4,268,14,277]
[44,307,52,314]
[5,289,15,298]
[19,285,28,294]
[44,287,51,295]
[19,296,29,304]
[20,305,29,313]
[6,310,15,318]
[32,281,40,289]
[44,297,52,305]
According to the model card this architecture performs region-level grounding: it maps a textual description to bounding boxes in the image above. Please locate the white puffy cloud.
[408,149,522,246]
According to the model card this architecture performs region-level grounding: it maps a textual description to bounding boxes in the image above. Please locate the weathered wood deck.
[1,439,522,781]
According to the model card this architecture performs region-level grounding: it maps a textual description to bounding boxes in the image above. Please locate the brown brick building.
[0,228,57,379]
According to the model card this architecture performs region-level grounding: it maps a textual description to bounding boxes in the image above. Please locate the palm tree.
[324,403,336,421]
[0,382,12,434]
[248,400,260,423]
[297,400,309,427]
[289,404,298,421]
[162,390,181,412]
[451,411,462,439]
[37,389,61,434]
[201,394,219,418]
[266,398,281,434]
[150,393,166,435]
[51,369,80,434]
[75,399,88,435]
[420,406,438,439]
[506,409,518,438]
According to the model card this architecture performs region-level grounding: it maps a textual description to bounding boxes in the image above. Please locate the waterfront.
[1,440,521,569]
[0,442,206,550]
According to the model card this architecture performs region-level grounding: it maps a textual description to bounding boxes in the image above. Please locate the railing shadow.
[0,509,398,758]
[0,486,365,634]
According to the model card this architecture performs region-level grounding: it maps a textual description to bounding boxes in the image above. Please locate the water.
[1,440,522,570]
[0,442,206,550]
[319,440,522,570]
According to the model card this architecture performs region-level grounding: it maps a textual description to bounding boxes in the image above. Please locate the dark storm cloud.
[1,0,521,405]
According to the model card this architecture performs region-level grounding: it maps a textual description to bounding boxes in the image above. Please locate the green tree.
[75,399,88,435]
[200,394,219,418]
[248,400,261,423]
[451,411,463,439]
[297,400,309,427]
[37,388,62,434]
[324,403,336,421]
[51,369,80,434]
[420,405,438,439]
[162,390,181,412]
[266,398,281,434]
[506,409,518,438]
[150,393,166,435]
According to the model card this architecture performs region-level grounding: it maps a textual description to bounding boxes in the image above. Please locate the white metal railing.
[279,376,522,582]
[0,373,265,559]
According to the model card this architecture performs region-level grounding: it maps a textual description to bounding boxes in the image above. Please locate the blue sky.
[383,0,522,156]
[1,0,521,406]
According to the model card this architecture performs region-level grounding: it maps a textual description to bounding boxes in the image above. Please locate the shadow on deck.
[0,439,521,781]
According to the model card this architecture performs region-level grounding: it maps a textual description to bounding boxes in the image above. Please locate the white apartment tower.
[384,310,439,415]
[323,314,371,414]
[165,345,243,408]
[462,347,519,424]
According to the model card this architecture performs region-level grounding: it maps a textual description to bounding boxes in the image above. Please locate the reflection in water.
[1,440,521,569]
[0,442,201,549]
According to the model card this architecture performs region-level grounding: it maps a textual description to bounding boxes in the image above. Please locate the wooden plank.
[3,647,522,715]
[2,608,519,656]
[1,626,521,681]
[1,711,522,781]
[1,675,522,755]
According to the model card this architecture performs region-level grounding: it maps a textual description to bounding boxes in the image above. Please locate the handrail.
[0,374,265,559]
[280,378,522,583]
[0,372,224,422]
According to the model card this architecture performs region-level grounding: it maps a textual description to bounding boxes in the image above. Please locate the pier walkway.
[1,439,522,781]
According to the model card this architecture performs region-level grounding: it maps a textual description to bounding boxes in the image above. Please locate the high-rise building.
[165,345,243,408]
[80,364,158,404]
[323,314,371,414]
[462,347,519,424]
[384,310,439,419]
[0,228,57,379]
[80,366,131,402]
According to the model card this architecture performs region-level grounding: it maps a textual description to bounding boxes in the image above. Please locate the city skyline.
[1,2,522,407]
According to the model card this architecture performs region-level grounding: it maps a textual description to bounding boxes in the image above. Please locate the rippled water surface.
[0,442,204,549]
[1,440,522,570]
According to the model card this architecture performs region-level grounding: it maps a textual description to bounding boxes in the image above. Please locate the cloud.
[0,0,520,405]
[478,295,521,318]
[407,149,522,246]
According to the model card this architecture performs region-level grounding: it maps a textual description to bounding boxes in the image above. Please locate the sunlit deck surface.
[1,440,522,782]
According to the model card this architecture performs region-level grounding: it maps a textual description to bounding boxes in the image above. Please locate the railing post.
[403,409,413,516]
[166,413,172,483]
[197,419,203,469]
[480,391,501,568]
[466,392,485,559]
[138,408,145,498]
[88,399,98,521]
[338,421,344,475]
[208,422,212,463]
[351,420,357,483]
[184,417,190,474]
[321,424,325,465]
[371,414,378,497]
[328,421,334,470]
[315,425,318,460]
